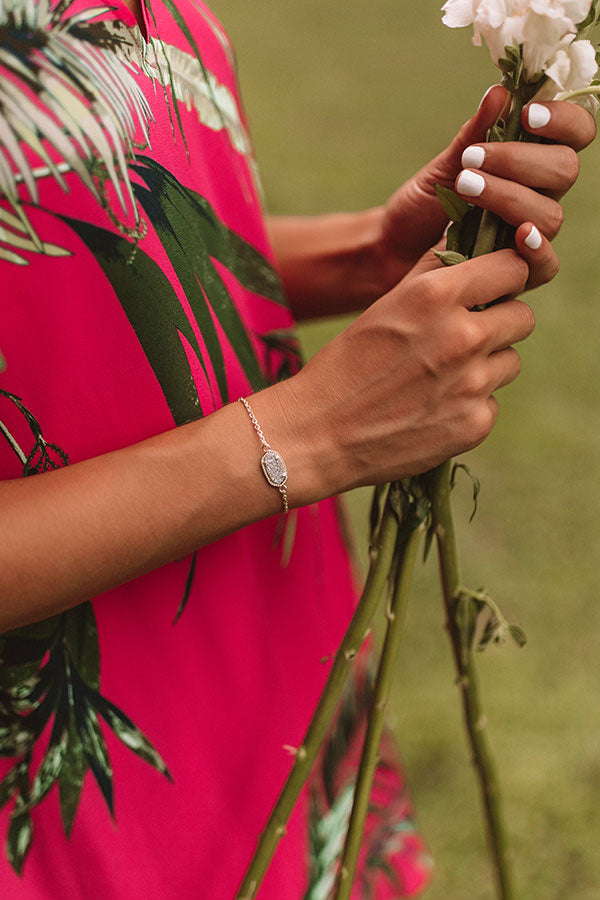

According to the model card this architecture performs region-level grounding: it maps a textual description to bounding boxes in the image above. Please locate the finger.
[428,248,529,309]
[476,297,536,351]
[463,396,499,452]
[427,84,511,181]
[514,222,560,290]
[488,346,522,391]
[455,168,564,239]
[459,141,579,198]
[522,100,596,152]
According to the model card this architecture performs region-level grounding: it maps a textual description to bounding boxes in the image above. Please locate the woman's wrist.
[246,377,343,508]
[267,208,399,319]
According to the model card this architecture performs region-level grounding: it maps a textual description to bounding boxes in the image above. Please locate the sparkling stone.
[261,449,287,487]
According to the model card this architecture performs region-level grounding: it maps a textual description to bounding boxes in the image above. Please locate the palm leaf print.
[132,157,284,400]
[56,161,286,422]
[0,0,152,262]
[0,0,263,268]
[0,390,171,875]
[94,13,256,159]
[56,213,211,423]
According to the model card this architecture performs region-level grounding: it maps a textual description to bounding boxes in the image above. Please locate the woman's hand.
[269,86,594,320]
[378,85,596,292]
[262,241,544,502]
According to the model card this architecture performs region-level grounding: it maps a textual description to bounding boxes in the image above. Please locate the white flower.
[442,0,594,79]
[534,34,599,110]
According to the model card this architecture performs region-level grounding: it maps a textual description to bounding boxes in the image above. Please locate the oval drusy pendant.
[261,449,287,487]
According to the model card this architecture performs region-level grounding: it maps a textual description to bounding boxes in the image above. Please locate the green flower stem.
[472,90,526,258]
[333,521,423,900]
[429,461,514,900]
[236,494,399,900]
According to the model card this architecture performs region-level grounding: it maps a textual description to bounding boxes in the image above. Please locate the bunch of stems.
[237,86,529,900]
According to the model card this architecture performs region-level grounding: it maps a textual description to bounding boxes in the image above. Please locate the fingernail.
[524,224,542,250]
[478,84,496,108]
[457,169,485,198]
[527,103,551,130]
[461,145,485,169]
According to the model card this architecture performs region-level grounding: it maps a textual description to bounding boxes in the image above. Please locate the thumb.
[428,84,510,185]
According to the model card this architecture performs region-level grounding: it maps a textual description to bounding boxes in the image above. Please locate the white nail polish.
[527,103,551,130]
[524,224,542,250]
[457,169,485,198]
[478,84,496,108]
[461,145,485,169]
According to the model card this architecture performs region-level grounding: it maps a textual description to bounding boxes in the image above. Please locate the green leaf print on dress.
[0,390,171,875]
[132,157,285,398]
[59,159,287,423]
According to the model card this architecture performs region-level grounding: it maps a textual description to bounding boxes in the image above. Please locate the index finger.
[522,100,597,151]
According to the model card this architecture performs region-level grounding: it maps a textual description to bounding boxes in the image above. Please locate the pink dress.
[0,0,432,896]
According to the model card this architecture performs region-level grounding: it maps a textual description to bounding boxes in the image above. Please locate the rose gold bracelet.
[238,397,289,514]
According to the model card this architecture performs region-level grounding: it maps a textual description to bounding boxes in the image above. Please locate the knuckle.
[514,300,536,336]
[447,316,486,361]
[464,403,496,447]
[546,256,560,282]
[462,363,490,398]
[504,250,529,292]
[561,147,580,186]
[416,271,447,310]
[546,202,564,238]
[511,348,522,378]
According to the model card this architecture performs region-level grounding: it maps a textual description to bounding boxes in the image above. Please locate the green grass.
[213,2,600,896]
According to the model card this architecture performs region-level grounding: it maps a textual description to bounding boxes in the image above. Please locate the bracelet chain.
[238,397,289,514]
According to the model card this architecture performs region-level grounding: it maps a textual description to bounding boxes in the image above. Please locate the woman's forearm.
[267,208,406,320]
[0,381,332,632]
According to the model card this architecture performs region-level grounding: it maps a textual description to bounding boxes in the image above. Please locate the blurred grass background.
[213,1,600,897]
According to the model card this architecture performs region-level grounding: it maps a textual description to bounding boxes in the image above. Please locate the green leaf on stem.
[445,220,461,253]
[434,184,470,223]
[422,523,435,564]
[369,485,388,552]
[497,44,522,86]
[509,624,527,648]
[504,44,521,64]
[457,206,484,259]
[433,249,467,267]
[456,593,476,654]
[487,122,505,143]
[450,463,481,522]
[474,607,503,652]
